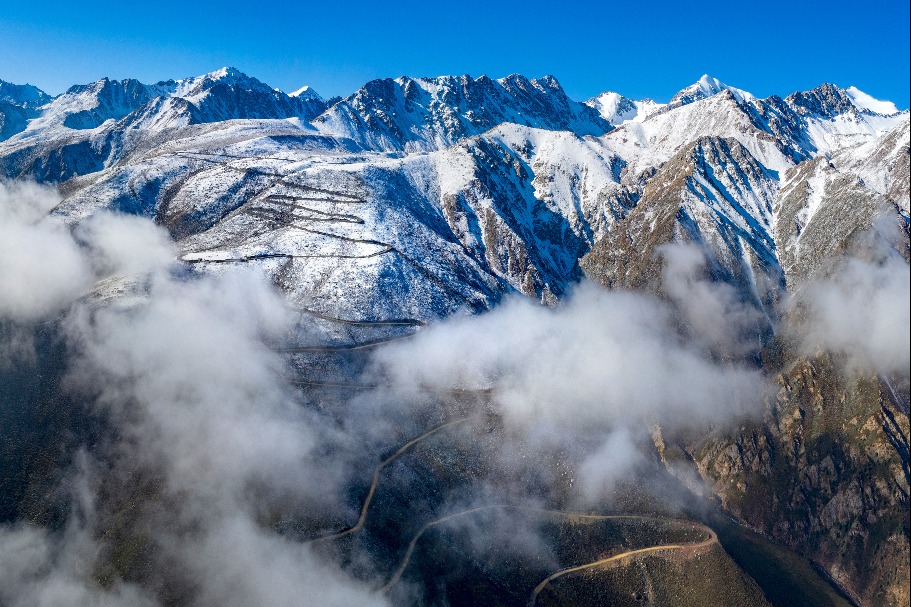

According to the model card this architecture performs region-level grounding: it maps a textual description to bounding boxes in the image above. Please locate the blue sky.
[1,0,908,108]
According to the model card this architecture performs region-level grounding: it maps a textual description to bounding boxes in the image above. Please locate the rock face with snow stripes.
[582,136,782,303]
[313,73,612,152]
[2,69,905,314]
[0,80,52,140]
[0,68,328,181]
[3,69,906,315]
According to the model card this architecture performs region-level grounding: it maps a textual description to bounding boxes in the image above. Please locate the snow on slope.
[586,91,665,125]
[601,90,796,174]
[669,74,756,106]
[313,74,612,152]
[5,67,326,141]
[3,69,907,320]
[0,79,52,141]
[0,80,51,107]
[830,118,910,210]
[0,68,330,182]
[845,86,900,116]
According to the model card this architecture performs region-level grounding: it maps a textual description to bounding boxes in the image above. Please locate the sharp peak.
[786,82,850,99]
[179,66,258,85]
[591,90,632,100]
[0,79,48,91]
[390,73,558,83]
[206,66,247,79]
[500,73,560,84]
[63,76,146,94]
[378,73,562,91]
[784,82,852,104]
[697,74,724,85]
[289,85,322,100]
[686,74,729,94]
[801,82,843,92]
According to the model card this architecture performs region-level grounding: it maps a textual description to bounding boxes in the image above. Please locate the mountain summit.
[313,73,612,151]
[669,74,755,106]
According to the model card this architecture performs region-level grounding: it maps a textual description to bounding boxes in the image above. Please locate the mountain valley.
[0,67,908,607]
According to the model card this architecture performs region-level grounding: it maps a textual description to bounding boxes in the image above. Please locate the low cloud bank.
[2,178,907,606]
[0,180,91,321]
[0,180,389,607]
[790,216,911,377]
[371,280,766,430]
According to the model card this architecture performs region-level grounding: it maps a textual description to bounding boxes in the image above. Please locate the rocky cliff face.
[690,350,909,607]
[313,73,611,152]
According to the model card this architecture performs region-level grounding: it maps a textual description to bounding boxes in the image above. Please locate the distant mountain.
[0,67,329,180]
[0,79,51,107]
[313,73,612,151]
[123,66,327,128]
[0,79,52,141]
[585,91,665,125]
[669,74,755,106]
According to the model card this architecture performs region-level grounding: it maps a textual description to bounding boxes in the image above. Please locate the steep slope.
[690,351,910,607]
[0,68,327,182]
[423,124,625,299]
[582,136,782,308]
[599,81,905,177]
[831,120,910,211]
[0,80,52,141]
[775,157,884,286]
[585,91,665,125]
[50,78,159,130]
[313,74,611,152]
[601,90,798,174]
[784,83,906,153]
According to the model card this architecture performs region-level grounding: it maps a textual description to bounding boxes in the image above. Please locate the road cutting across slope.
[304,417,471,544]
[290,403,717,602]
[379,506,716,601]
[277,333,414,353]
[295,307,425,327]
[173,150,492,311]
[526,518,717,606]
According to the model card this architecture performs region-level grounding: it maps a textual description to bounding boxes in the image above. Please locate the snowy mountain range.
[1,67,909,607]
[0,68,907,321]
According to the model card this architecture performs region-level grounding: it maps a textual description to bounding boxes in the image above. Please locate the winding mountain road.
[298,414,717,603]
[526,517,717,606]
[304,417,470,544]
[378,505,716,603]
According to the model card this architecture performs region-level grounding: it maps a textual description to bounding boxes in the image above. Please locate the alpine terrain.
[0,68,908,607]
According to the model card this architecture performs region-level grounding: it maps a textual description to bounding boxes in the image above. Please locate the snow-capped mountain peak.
[694,74,729,95]
[209,66,243,80]
[585,91,665,125]
[0,80,51,108]
[784,83,857,118]
[844,86,900,116]
[0,80,53,140]
[313,72,611,151]
[289,85,322,101]
[670,74,755,106]
[35,77,157,130]
[162,67,269,101]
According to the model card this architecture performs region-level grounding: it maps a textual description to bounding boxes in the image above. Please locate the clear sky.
[1,0,908,108]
